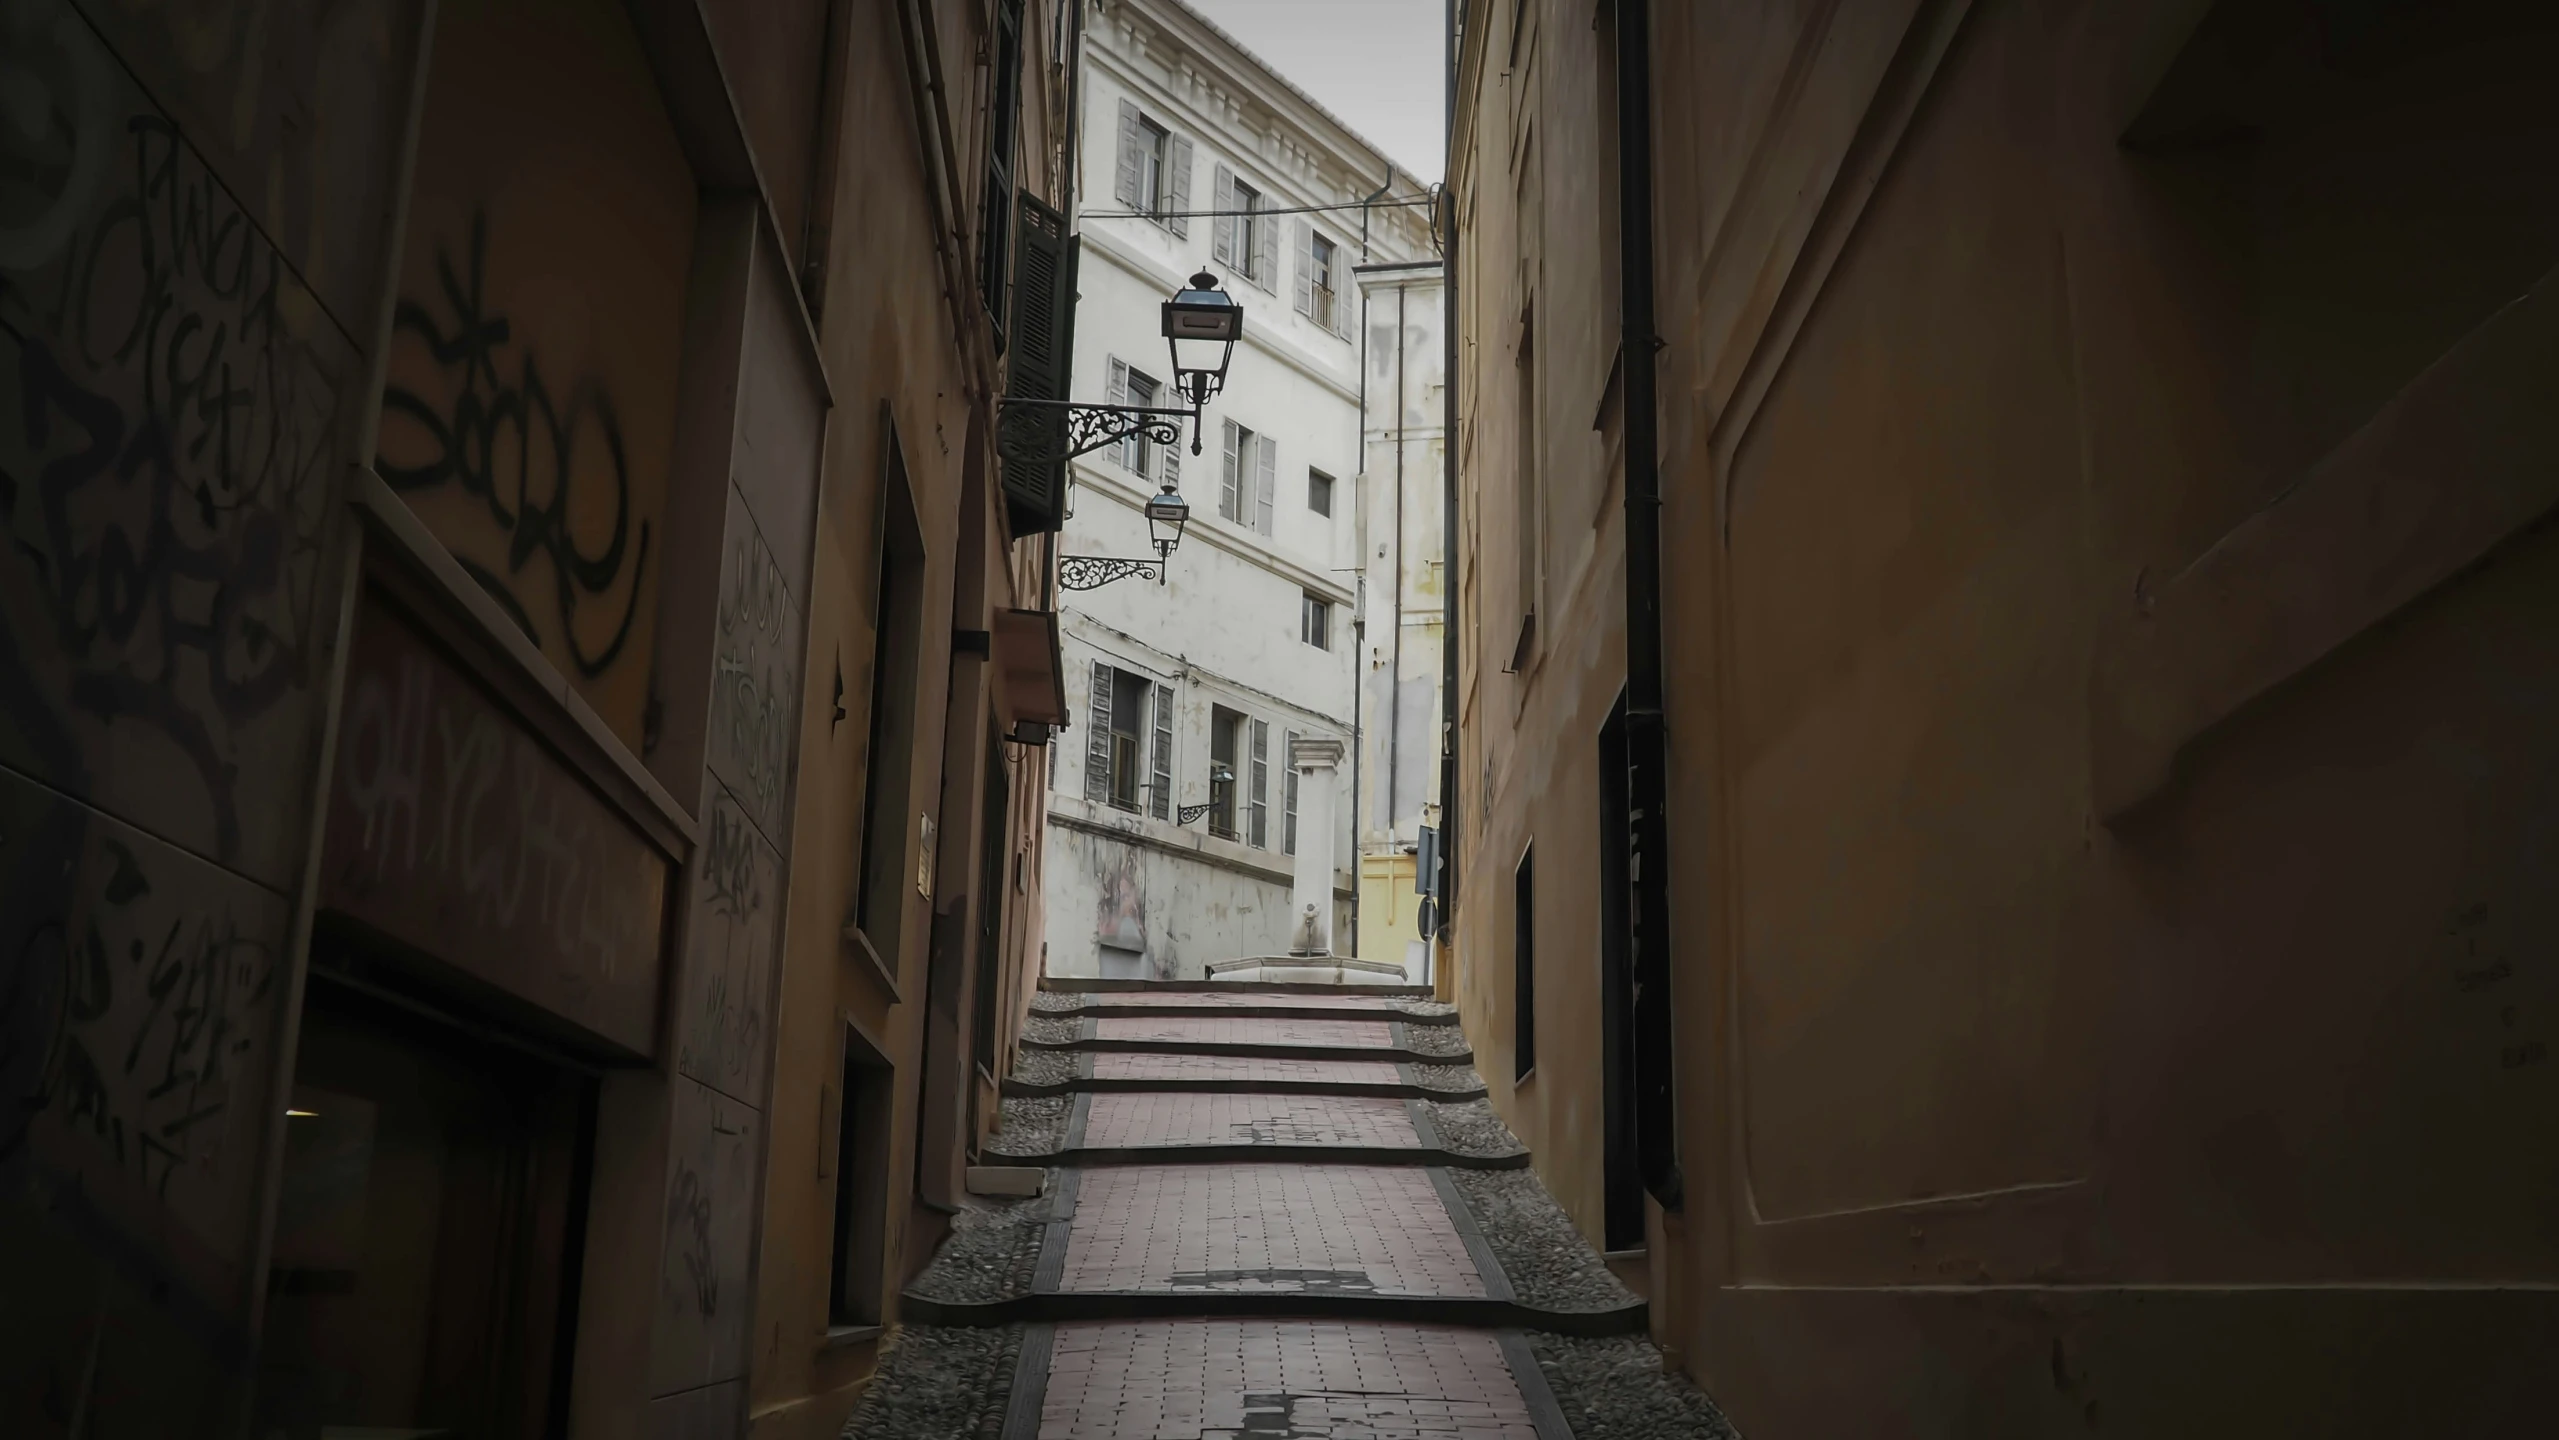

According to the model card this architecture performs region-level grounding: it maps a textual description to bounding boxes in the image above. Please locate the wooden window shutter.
[1001,193,1077,535]
[1294,219,1315,316]
[1085,662,1114,800]
[1212,165,1236,266]
[1165,136,1194,237]
[1283,729,1300,855]
[1161,427,1180,489]
[1249,719,1270,848]
[1114,100,1142,208]
[1255,434,1277,535]
[1149,683,1174,820]
[1221,419,1242,520]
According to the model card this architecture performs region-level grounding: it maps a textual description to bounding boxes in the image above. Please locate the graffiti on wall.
[378,213,651,681]
[707,502,798,840]
[651,1078,756,1393]
[322,596,670,1057]
[0,769,288,1271]
[677,792,777,1103]
[379,0,701,752]
[1,10,347,884]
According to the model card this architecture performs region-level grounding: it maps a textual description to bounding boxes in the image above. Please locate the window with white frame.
[1110,360,1164,476]
[1115,102,1192,234]
[1300,593,1331,650]
[1219,419,1276,534]
[1307,468,1334,517]
[1296,222,1345,334]
[1248,718,1270,848]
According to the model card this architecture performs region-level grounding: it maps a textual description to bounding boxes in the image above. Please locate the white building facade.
[1045,0,1438,979]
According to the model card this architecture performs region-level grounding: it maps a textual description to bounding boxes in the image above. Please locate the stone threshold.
[1002,1141,1531,1170]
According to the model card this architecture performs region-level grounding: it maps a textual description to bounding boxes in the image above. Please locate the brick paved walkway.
[960,979,1584,1438]
[1040,1319,1542,1439]
[1062,1163,1485,1296]
[1084,1093,1421,1149]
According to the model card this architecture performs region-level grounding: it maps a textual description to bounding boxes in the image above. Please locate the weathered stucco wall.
[1451,0,2559,1434]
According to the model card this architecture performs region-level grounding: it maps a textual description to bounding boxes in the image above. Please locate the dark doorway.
[829,1021,895,1329]
[1597,690,1644,1250]
[251,974,590,1440]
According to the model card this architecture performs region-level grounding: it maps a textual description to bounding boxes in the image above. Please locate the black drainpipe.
[1617,0,1682,1209]
[1437,0,1462,941]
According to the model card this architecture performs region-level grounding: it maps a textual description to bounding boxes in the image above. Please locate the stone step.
[1005,1053,1487,1101]
[1040,976,1434,997]
[1023,1015,1476,1066]
[1036,992,1461,1024]
[985,1092,1528,1171]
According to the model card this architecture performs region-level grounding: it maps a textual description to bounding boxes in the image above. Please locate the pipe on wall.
[1615,0,1682,1210]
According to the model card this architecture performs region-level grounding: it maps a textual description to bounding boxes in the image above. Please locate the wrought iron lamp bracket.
[998,398,1194,466]
[1056,555,1166,590]
[1177,801,1215,826]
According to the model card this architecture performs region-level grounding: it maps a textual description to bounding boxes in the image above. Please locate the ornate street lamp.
[1162,271,1243,453]
[1005,271,1244,590]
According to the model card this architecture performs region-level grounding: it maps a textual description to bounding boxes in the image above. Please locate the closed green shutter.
[1003,192,1078,535]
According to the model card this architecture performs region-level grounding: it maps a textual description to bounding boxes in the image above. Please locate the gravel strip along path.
[1412,1061,1488,1092]
[1401,1022,1475,1058]
[841,1323,1025,1440]
[1029,990,1080,1014]
[982,1094,1069,1157]
[1398,999,1459,1018]
[1426,1098,1527,1158]
[906,1182,1053,1303]
[1445,1167,1640,1312]
[1021,1012,1082,1046]
[1010,1048,1078,1087]
[1526,1333,1743,1439]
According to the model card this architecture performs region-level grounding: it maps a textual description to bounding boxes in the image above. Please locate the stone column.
[1287,736,1345,955]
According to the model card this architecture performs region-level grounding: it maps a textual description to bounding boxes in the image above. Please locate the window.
[1214,166,1278,287]
[1248,718,1270,848]
[977,0,1026,337]
[1114,101,1192,234]
[1138,116,1167,212]
[1111,360,1165,476]
[1510,305,1540,671]
[1297,223,1343,333]
[1208,706,1243,839]
[1301,593,1331,650]
[1307,468,1334,517]
[858,433,926,944]
[1086,663,1154,811]
[1283,730,1300,855]
[1219,419,1275,533]
[1514,843,1536,1080]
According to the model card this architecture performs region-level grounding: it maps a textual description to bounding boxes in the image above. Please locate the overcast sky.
[1181,0,1447,182]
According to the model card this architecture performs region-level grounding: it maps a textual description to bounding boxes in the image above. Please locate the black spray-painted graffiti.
[1,808,278,1206]
[680,797,773,1096]
[711,531,793,826]
[3,95,340,865]
[667,1160,720,1318]
[378,212,649,675]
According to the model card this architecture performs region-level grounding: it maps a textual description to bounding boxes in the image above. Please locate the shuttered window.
[1084,661,1113,801]
[1248,719,1270,848]
[1113,98,1190,235]
[1254,430,1276,534]
[1001,194,1077,535]
[977,0,1026,340]
[1283,730,1300,856]
[1149,683,1174,820]
[1218,422,1276,535]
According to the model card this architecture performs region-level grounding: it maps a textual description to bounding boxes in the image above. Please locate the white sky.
[1180,0,1448,182]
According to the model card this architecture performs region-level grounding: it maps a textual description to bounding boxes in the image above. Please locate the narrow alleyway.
[846,977,1736,1438]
